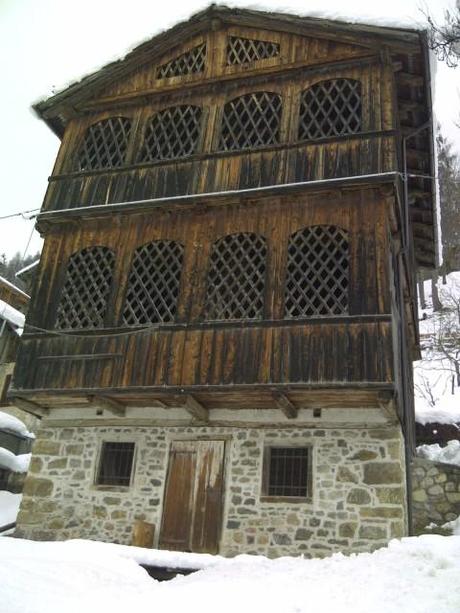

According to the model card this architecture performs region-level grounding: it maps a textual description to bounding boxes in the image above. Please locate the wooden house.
[12,6,436,557]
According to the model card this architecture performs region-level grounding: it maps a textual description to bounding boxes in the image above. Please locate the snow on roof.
[0,411,34,438]
[0,299,25,334]
[15,260,39,279]
[0,448,31,473]
[33,5,427,108]
[0,276,29,300]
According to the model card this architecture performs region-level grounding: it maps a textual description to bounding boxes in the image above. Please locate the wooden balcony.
[12,316,394,411]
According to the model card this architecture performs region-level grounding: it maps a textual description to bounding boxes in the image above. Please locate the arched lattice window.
[156,43,206,79]
[298,79,361,141]
[219,92,282,151]
[122,240,184,325]
[205,233,267,320]
[226,36,280,65]
[138,106,202,162]
[77,117,132,171]
[285,226,349,317]
[56,246,115,329]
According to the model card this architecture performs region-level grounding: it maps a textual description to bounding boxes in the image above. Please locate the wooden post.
[132,520,155,548]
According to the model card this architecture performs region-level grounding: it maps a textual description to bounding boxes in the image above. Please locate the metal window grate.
[97,442,135,486]
[267,447,309,497]
[226,36,280,65]
[285,226,349,318]
[156,43,206,79]
[205,233,267,320]
[219,92,282,151]
[77,117,132,171]
[56,246,115,329]
[298,79,361,140]
[122,240,184,326]
[138,106,202,162]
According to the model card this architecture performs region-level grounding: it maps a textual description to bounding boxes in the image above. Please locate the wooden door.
[159,440,225,553]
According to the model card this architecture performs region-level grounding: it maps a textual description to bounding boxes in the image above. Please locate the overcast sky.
[0,0,458,260]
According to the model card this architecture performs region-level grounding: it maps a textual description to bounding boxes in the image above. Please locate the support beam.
[13,397,49,418]
[273,392,298,419]
[377,392,397,423]
[184,395,209,422]
[91,395,126,417]
[151,399,167,408]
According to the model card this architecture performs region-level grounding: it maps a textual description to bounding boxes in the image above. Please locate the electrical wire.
[0,208,40,221]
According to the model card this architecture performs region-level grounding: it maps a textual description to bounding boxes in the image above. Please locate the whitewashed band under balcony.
[77,117,132,171]
[55,246,115,329]
[205,233,267,320]
[298,79,362,140]
[156,43,206,79]
[219,92,282,151]
[285,226,349,317]
[122,240,184,325]
[226,36,280,65]
[138,106,202,162]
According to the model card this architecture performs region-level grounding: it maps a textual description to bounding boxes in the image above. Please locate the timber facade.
[13,6,436,557]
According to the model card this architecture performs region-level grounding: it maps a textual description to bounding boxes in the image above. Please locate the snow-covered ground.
[416,439,460,467]
[0,536,459,613]
[415,272,460,426]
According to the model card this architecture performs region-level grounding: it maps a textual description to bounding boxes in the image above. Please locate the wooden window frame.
[261,445,312,503]
[95,441,136,489]
[0,373,12,407]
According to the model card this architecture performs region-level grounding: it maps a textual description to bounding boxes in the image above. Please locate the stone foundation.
[16,423,408,557]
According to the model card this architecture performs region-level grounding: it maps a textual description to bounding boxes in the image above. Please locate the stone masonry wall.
[16,424,408,558]
[411,457,460,534]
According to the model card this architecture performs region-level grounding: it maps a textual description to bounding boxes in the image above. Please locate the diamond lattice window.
[298,79,362,140]
[205,233,267,320]
[122,240,184,325]
[156,43,206,79]
[56,247,115,329]
[219,92,282,151]
[285,226,349,317]
[226,36,280,65]
[138,106,202,162]
[77,117,132,171]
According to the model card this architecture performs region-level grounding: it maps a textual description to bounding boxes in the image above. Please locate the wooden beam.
[273,393,298,419]
[13,396,49,418]
[184,394,209,422]
[91,395,126,417]
[396,72,424,86]
[377,392,397,423]
[151,399,168,408]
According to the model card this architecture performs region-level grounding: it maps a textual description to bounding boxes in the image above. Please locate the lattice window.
[97,442,135,486]
[77,117,132,171]
[285,226,349,317]
[156,43,206,79]
[205,233,267,320]
[56,247,115,329]
[298,79,362,140]
[263,447,311,498]
[227,36,280,65]
[122,240,184,325]
[219,92,282,151]
[138,106,202,162]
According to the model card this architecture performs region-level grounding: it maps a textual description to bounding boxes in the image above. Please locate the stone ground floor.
[15,421,408,558]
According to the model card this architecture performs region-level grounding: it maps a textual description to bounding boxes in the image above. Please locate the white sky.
[0,0,458,259]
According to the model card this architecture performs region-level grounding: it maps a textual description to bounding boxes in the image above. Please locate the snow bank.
[0,447,31,473]
[1,536,460,613]
[0,411,34,438]
[416,440,460,467]
[0,492,22,529]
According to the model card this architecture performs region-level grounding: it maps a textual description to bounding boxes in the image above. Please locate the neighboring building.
[12,6,436,557]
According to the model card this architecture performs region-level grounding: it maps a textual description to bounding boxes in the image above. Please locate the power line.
[0,208,40,221]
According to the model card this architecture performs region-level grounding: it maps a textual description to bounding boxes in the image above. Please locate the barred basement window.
[226,36,280,65]
[56,246,115,329]
[205,233,267,320]
[262,447,311,499]
[219,92,282,151]
[298,79,362,140]
[96,442,135,487]
[77,117,132,170]
[285,226,349,317]
[138,106,202,162]
[156,43,206,79]
[122,240,184,326]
